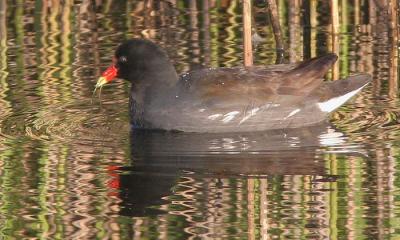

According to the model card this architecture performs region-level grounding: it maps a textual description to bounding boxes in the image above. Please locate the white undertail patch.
[317,84,367,113]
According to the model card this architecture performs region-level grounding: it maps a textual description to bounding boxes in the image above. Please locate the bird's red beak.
[96,64,118,88]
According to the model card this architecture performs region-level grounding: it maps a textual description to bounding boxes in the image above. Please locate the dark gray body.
[110,39,371,133]
[131,66,370,132]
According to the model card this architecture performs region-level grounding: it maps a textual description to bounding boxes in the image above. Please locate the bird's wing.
[178,54,338,107]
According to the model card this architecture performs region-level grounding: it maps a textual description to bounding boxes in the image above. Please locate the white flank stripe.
[222,111,240,123]
[239,107,260,124]
[284,108,301,119]
[208,114,222,120]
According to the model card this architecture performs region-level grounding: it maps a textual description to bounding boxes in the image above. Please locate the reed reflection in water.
[0,0,399,239]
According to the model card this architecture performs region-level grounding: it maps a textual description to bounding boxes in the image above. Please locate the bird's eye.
[119,56,127,63]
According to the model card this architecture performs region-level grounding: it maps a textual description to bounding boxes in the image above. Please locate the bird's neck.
[129,55,179,87]
[129,60,178,103]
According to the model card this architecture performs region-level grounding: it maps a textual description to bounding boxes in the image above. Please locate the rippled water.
[0,1,399,239]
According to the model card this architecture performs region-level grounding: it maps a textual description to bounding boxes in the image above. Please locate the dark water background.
[0,0,399,239]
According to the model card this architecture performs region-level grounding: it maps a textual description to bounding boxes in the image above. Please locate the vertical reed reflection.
[188,0,201,69]
[223,0,241,67]
[259,179,268,240]
[0,0,10,127]
[202,0,211,66]
[388,2,399,97]
[59,0,73,101]
[247,179,255,240]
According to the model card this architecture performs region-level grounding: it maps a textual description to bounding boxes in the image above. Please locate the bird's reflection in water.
[108,123,364,216]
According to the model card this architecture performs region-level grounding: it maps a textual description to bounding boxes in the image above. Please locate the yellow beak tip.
[96,77,108,88]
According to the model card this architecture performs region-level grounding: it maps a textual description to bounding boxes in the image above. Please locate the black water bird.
[96,39,371,132]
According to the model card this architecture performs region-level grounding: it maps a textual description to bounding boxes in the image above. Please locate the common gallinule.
[96,39,371,132]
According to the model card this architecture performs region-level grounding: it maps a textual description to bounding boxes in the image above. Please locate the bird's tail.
[310,74,372,113]
[277,53,338,95]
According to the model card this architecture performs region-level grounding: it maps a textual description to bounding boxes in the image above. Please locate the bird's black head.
[96,39,178,88]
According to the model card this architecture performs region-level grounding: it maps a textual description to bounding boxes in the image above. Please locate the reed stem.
[267,0,284,63]
[243,0,253,66]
